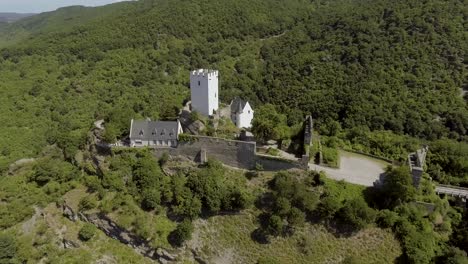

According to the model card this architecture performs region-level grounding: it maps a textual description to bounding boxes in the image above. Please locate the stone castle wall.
[152,135,306,171]
[153,135,256,169]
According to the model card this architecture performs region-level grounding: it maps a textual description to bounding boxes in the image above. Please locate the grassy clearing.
[189,209,401,264]
[322,177,367,201]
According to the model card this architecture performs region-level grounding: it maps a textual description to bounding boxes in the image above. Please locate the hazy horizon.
[0,0,128,13]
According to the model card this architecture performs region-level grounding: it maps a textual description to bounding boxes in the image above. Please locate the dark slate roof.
[130,120,179,141]
[230,97,247,114]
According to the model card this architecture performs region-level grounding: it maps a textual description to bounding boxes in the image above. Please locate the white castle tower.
[190,69,219,116]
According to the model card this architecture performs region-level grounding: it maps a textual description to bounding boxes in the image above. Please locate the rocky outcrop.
[62,239,80,249]
[61,204,177,263]
[8,158,35,175]
[179,110,206,135]
[62,204,78,222]
[80,213,159,259]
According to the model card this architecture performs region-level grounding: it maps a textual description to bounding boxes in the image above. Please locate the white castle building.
[190,69,219,116]
[230,97,254,129]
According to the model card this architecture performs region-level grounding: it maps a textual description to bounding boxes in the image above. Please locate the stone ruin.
[408,145,429,187]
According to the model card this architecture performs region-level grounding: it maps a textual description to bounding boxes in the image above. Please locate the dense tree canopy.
[0,0,466,173]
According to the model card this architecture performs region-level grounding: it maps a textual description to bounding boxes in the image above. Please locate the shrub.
[273,197,291,216]
[337,198,376,230]
[316,194,342,219]
[79,196,97,211]
[266,147,280,156]
[287,207,306,227]
[142,189,161,210]
[190,111,200,122]
[377,209,400,228]
[322,147,339,168]
[78,223,96,241]
[0,233,16,262]
[159,152,169,166]
[267,215,283,236]
[170,220,194,247]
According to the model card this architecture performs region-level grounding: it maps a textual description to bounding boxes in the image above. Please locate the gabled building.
[129,119,183,147]
[230,97,254,129]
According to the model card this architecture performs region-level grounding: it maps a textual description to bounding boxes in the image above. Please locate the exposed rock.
[94,120,105,130]
[156,248,176,261]
[21,206,43,234]
[62,204,78,222]
[95,255,117,264]
[62,239,80,249]
[179,110,206,135]
[185,120,206,135]
[8,158,35,175]
[81,212,158,260]
[190,249,207,264]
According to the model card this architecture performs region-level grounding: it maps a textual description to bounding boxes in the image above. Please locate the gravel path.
[310,151,389,186]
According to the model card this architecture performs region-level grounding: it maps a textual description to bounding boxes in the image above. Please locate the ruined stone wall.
[152,135,310,171]
[255,154,305,171]
[153,135,257,169]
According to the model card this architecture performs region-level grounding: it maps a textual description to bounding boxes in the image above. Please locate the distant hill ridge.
[0,12,35,23]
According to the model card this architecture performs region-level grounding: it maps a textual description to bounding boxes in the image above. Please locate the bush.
[337,198,376,230]
[170,219,194,247]
[287,207,306,227]
[142,189,161,210]
[266,147,280,156]
[377,209,399,228]
[190,111,200,122]
[0,233,16,263]
[159,152,169,166]
[273,197,291,216]
[317,194,342,219]
[267,215,283,236]
[79,196,97,211]
[322,147,339,168]
[78,223,96,241]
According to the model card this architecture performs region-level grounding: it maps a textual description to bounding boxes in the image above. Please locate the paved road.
[309,151,389,187]
[435,185,468,198]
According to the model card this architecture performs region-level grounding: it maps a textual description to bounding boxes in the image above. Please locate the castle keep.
[190,69,219,116]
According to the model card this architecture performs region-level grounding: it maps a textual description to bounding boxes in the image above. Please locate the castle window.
[215,93,217,98]
[139,130,144,136]
[198,81,200,86]
[248,110,251,114]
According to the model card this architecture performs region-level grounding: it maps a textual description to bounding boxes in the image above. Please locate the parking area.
[310,151,389,186]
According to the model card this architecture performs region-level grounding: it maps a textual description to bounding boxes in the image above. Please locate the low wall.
[153,135,257,169]
[150,135,310,171]
[255,154,304,171]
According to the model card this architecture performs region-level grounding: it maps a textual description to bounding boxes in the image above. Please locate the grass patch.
[322,147,340,168]
[190,209,401,264]
[266,148,280,156]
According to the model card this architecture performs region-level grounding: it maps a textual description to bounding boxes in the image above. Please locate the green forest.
[0,0,467,262]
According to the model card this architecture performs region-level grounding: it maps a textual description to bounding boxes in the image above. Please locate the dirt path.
[260,30,288,41]
[310,151,389,186]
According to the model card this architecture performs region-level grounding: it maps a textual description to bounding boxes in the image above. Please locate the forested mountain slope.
[0,0,466,172]
[0,0,468,263]
[0,13,35,23]
[0,2,133,47]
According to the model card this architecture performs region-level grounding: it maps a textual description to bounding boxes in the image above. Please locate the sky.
[0,0,128,13]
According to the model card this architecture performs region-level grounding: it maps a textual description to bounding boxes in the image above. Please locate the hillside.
[0,0,466,180]
[0,13,35,23]
[0,3,133,47]
[0,0,467,262]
